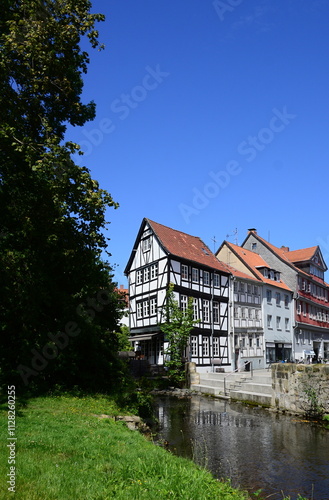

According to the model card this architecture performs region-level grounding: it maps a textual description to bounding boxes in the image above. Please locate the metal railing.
[223,362,253,396]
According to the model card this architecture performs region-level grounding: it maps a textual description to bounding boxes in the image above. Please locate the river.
[153,395,329,500]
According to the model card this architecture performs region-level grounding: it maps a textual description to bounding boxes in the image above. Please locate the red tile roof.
[147,219,229,273]
[285,247,318,263]
[223,241,292,291]
[245,231,324,277]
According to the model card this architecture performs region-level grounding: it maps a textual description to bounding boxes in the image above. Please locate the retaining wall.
[271,363,329,415]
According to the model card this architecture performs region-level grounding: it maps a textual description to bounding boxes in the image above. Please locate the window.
[181,264,188,280]
[297,302,301,314]
[253,285,258,295]
[213,337,219,357]
[249,337,253,347]
[247,284,252,294]
[143,267,150,282]
[248,308,253,319]
[285,318,289,330]
[143,300,150,317]
[276,292,281,306]
[275,272,280,281]
[267,315,272,328]
[190,336,197,356]
[151,263,158,279]
[276,316,281,329]
[234,281,238,293]
[181,295,188,313]
[263,268,268,278]
[284,294,289,307]
[193,298,198,320]
[203,271,210,286]
[202,337,209,356]
[213,302,219,323]
[136,270,143,285]
[270,270,274,280]
[239,282,245,293]
[142,237,151,252]
[213,274,220,287]
[252,243,257,251]
[137,302,143,319]
[256,336,260,348]
[203,300,209,322]
[150,297,157,316]
[234,306,239,319]
[266,290,272,304]
[192,268,199,283]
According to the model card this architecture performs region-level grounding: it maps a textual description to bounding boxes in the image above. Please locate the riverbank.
[0,394,251,499]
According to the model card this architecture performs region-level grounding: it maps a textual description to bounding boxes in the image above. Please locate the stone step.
[238,382,272,395]
[192,384,229,398]
[230,390,272,406]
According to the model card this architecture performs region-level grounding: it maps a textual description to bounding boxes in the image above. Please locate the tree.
[160,284,197,386]
[0,0,123,393]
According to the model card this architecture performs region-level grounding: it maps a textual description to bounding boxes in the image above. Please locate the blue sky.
[66,0,329,285]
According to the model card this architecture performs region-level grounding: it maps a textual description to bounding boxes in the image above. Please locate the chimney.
[281,246,289,252]
[248,228,257,234]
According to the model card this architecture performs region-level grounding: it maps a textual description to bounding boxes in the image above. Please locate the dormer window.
[270,270,274,280]
[263,268,268,278]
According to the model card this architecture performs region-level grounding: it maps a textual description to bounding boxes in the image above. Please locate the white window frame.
[181,295,188,313]
[203,300,209,322]
[202,336,209,356]
[192,268,199,283]
[142,237,151,252]
[213,274,220,287]
[213,337,219,357]
[203,271,210,286]
[213,302,219,323]
[181,264,188,280]
[151,263,158,279]
[190,336,198,357]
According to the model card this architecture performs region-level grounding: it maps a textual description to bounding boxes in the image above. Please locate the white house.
[124,218,231,372]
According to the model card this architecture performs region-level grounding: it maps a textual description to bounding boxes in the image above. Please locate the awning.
[129,333,160,342]
[303,350,316,356]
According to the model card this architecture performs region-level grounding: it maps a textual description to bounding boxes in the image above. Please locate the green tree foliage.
[160,284,197,386]
[0,0,124,393]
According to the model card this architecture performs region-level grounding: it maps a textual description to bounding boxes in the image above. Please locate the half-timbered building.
[124,218,231,372]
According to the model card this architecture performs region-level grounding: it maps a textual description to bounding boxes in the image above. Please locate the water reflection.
[154,395,329,500]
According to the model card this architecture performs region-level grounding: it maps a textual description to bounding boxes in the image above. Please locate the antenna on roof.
[211,236,217,253]
[226,228,238,245]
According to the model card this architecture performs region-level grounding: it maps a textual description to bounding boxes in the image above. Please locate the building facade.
[124,218,231,372]
[217,241,294,368]
[242,230,329,362]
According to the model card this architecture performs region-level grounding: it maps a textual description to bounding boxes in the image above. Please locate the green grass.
[0,394,249,500]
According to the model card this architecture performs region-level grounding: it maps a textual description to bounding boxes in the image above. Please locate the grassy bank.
[0,394,249,500]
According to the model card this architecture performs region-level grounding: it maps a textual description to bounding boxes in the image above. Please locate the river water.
[153,395,329,500]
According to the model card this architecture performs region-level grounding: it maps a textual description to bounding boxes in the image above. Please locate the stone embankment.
[187,362,329,415]
[271,363,329,415]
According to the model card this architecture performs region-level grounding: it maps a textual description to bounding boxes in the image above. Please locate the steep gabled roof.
[147,219,229,273]
[242,231,328,275]
[125,218,230,275]
[219,241,292,291]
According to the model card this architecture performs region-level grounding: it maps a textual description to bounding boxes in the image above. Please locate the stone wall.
[271,363,329,415]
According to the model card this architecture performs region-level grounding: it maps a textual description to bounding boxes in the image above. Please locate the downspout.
[211,270,214,373]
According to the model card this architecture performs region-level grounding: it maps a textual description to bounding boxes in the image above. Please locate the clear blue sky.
[66,0,329,285]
